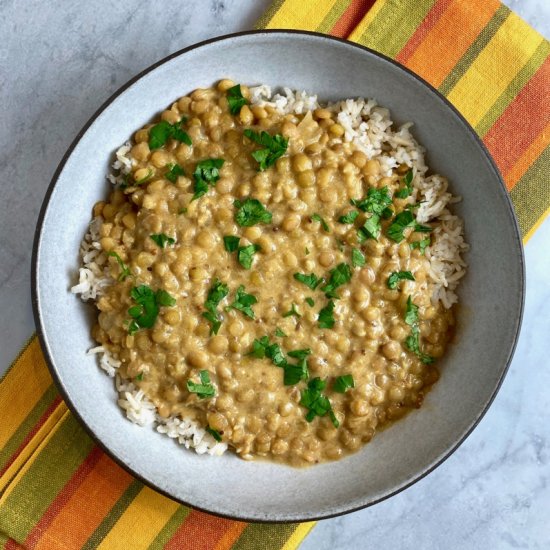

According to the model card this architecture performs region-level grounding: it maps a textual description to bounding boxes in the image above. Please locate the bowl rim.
[31,29,526,523]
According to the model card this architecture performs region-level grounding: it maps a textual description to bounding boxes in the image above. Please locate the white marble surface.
[1,0,548,548]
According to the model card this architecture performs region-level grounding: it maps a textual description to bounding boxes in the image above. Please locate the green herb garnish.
[223,235,240,252]
[237,244,260,269]
[227,285,257,319]
[404,296,434,364]
[283,303,301,318]
[387,271,415,289]
[410,237,431,254]
[275,328,287,338]
[283,357,309,386]
[351,248,365,268]
[165,163,185,183]
[127,285,175,334]
[351,187,392,215]
[135,372,144,382]
[395,169,414,198]
[149,119,191,150]
[226,84,248,115]
[287,348,312,360]
[318,300,335,329]
[321,263,352,298]
[234,198,272,226]
[387,211,432,243]
[187,370,215,399]
[338,210,359,224]
[244,129,289,171]
[305,297,315,307]
[150,233,175,248]
[205,426,222,441]
[106,251,132,281]
[202,279,229,335]
[300,378,339,428]
[333,374,355,393]
[293,272,323,290]
[358,214,381,241]
[192,158,225,201]
[251,336,270,358]
[311,213,330,232]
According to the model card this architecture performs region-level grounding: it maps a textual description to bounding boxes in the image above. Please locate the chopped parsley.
[318,300,335,329]
[223,235,240,252]
[293,272,323,290]
[244,129,289,171]
[202,279,229,335]
[351,187,392,215]
[234,198,272,226]
[226,84,248,115]
[338,210,359,224]
[192,158,225,201]
[127,285,175,335]
[106,251,132,281]
[311,213,330,232]
[237,244,260,269]
[150,233,175,248]
[321,263,352,298]
[135,372,144,382]
[287,348,312,360]
[187,370,215,399]
[395,169,414,198]
[250,336,270,358]
[149,119,191,150]
[404,296,434,364]
[305,297,315,307]
[300,378,339,428]
[275,327,287,338]
[358,214,381,241]
[387,271,415,290]
[351,248,366,268]
[410,237,431,254]
[206,426,222,441]
[165,163,185,183]
[227,285,257,319]
[333,374,355,393]
[265,342,287,367]
[387,210,432,243]
[283,303,301,318]
[283,357,309,386]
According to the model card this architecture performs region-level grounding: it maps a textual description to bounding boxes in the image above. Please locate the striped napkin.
[1,0,548,548]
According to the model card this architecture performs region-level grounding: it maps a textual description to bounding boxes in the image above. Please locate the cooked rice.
[72,86,468,456]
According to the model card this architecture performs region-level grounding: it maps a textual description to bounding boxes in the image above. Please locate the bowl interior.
[33,31,524,521]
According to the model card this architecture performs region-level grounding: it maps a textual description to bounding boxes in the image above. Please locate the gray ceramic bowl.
[32,30,524,522]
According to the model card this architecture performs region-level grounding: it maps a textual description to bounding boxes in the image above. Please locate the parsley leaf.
[106,251,132,281]
[244,129,289,171]
[318,300,335,329]
[135,372,144,382]
[284,357,309,386]
[149,119,191,150]
[234,198,272,226]
[227,285,257,318]
[202,279,229,335]
[395,169,414,198]
[223,235,240,252]
[275,328,287,338]
[403,296,434,364]
[351,248,365,268]
[410,237,431,254]
[321,263,352,298]
[300,378,339,428]
[293,272,323,290]
[187,370,215,399]
[338,210,359,224]
[351,187,392,215]
[226,84,248,115]
[127,285,175,334]
[287,348,312,360]
[155,289,176,307]
[283,303,301,318]
[333,374,355,393]
[358,214,381,241]
[305,297,315,307]
[387,210,415,242]
[404,295,419,326]
[265,342,287,367]
[250,336,270,358]
[192,158,225,201]
[387,271,415,290]
[165,163,185,183]
[150,233,175,248]
[237,244,260,269]
[206,426,222,441]
[312,213,330,232]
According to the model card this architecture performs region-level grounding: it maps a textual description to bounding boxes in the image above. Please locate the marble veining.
[0,0,548,548]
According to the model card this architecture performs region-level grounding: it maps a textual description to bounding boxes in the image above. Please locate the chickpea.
[187,350,208,369]
[131,142,150,162]
[282,213,301,232]
[209,335,228,354]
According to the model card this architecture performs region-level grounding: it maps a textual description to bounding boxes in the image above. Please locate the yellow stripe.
[96,486,180,550]
[265,0,336,30]
[348,0,387,43]
[0,339,53,448]
[0,402,67,493]
[447,13,543,127]
[280,522,316,550]
[523,204,550,244]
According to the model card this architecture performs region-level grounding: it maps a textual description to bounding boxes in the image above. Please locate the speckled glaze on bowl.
[32,30,524,522]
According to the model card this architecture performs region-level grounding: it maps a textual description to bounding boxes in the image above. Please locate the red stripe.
[4,539,25,550]
[396,0,454,64]
[0,396,63,479]
[484,55,550,176]
[24,446,103,549]
[331,0,376,38]
[164,509,239,550]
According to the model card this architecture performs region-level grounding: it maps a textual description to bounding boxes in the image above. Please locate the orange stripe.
[24,446,104,548]
[396,0,454,64]
[484,56,550,179]
[213,521,248,550]
[164,509,241,550]
[330,0,375,38]
[33,454,134,550]
[0,396,62,478]
[402,0,500,87]
[504,121,550,190]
